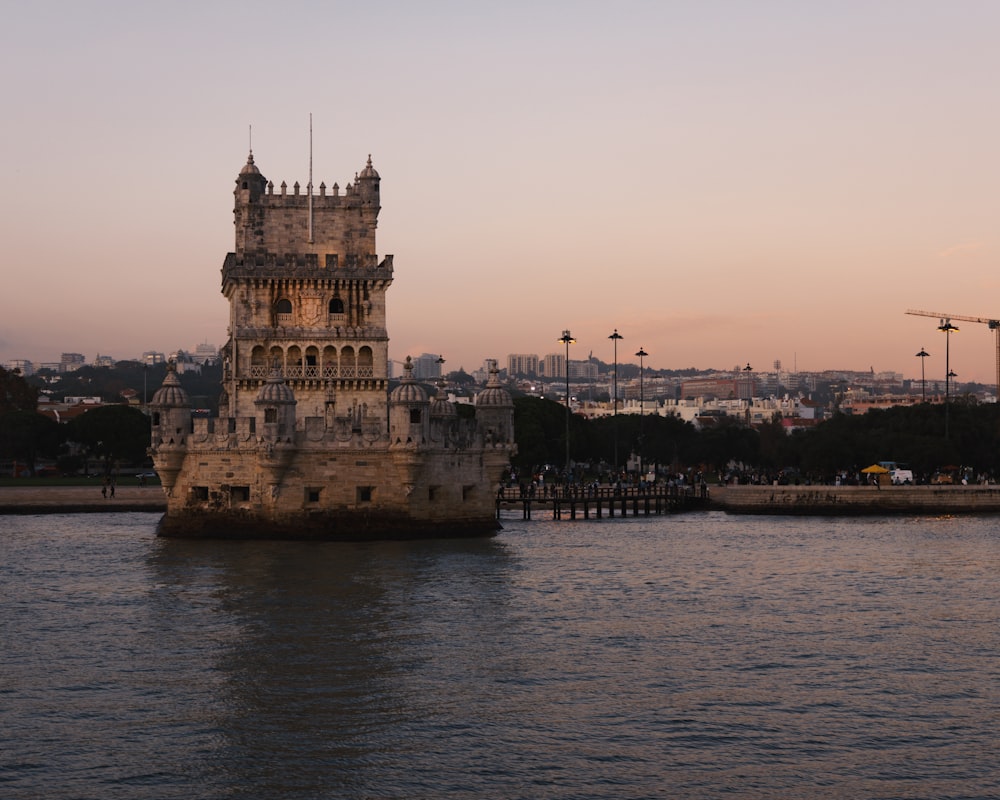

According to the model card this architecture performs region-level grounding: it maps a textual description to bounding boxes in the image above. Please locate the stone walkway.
[0,485,167,514]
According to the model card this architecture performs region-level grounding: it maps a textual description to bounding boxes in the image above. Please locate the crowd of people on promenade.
[500,468,710,501]
[720,468,994,487]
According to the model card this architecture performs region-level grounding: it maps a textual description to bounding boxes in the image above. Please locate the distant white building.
[61,353,86,372]
[3,359,33,376]
[507,353,539,376]
[192,343,218,364]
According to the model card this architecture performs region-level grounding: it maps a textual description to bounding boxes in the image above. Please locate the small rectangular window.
[231,486,250,502]
[357,486,373,503]
[193,486,209,501]
[306,488,321,503]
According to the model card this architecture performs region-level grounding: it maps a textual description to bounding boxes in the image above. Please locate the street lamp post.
[743,362,753,425]
[938,320,958,438]
[558,330,575,478]
[635,347,647,478]
[915,348,929,402]
[608,329,623,475]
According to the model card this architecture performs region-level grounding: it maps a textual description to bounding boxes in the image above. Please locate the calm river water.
[2,510,998,799]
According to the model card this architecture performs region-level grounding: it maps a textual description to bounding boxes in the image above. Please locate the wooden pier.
[496,484,709,520]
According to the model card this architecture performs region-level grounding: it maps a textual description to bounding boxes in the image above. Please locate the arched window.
[329,297,344,314]
[276,299,292,313]
[357,346,374,378]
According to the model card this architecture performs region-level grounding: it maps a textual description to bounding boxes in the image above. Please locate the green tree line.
[511,396,999,482]
[1,366,151,476]
[4,362,997,481]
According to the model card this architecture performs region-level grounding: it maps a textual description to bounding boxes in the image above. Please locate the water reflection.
[146,536,516,795]
[6,512,1000,799]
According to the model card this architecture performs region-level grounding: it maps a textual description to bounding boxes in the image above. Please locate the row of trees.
[5,361,999,481]
[0,367,151,476]
[511,396,1000,482]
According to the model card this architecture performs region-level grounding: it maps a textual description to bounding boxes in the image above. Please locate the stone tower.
[222,152,391,434]
[148,146,515,540]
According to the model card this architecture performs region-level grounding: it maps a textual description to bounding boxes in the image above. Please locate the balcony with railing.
[247,364,376,379]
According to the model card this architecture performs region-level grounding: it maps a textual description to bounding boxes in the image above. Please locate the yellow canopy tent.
[861,464,890,474]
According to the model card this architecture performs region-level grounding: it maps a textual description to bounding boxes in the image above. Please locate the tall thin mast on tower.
[308,113,314,244]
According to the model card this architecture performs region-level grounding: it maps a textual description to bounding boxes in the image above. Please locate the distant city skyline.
[6,341,971,394]
[3,3,1000,383]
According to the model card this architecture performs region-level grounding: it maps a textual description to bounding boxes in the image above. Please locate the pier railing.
[496,483,710,520]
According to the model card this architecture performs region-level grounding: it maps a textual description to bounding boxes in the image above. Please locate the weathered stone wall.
[711,485,1000,515]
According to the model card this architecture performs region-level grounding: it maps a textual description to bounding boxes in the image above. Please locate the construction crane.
[905,309,1000,392]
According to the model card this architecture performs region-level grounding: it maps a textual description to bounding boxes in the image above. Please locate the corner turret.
[148,364,192,494]
[389,356,429,446]
[149,364,192,445]
[475,360,514,445]
[235,151,267,200]
[356,154,380,208]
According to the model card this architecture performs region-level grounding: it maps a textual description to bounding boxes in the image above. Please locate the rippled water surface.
[3,511,999,799]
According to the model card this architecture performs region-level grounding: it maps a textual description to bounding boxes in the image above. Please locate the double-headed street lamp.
[915,348,929,403]
[938,319,958,438]
[558,330,575,476]
[608,329,623,472]
[635,347,647,476]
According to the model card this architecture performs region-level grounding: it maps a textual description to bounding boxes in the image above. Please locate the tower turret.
[254,370,297,441]
[235,151,267,200]
[148,364,192,494]
[233,151,268,259]
[149,364,192,445]
[475,360,514,445]
[356,154,380,208]
[389,356,429,446]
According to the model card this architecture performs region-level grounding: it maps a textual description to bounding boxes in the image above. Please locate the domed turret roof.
[358,154,380,180]
[239,151,261,176]
[430,380,457,417]
[150,365,190,408]
[390,356,428,404]
[254,370,296,405]
[476,362,512,408]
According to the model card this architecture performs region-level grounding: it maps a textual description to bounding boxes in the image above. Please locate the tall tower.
[221,152,393,434]
[150,143,515,540]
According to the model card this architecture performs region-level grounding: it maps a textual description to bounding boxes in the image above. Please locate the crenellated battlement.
[255,178,377,207]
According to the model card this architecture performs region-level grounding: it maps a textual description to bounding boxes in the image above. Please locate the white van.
[880,461,914,485]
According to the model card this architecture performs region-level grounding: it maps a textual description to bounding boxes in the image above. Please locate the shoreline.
[0,486,167,515]
[5,484,1000,518]
[709,484,1000,515]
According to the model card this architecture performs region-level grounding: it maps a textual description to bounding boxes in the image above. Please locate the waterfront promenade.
[4,483,1000,518]
[0,485,166,514]
[710,484,1000,515]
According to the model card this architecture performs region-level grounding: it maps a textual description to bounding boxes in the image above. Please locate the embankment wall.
[710,484,1000,515]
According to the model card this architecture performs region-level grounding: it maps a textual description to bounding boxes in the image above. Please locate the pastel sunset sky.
[3,1,999,383]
